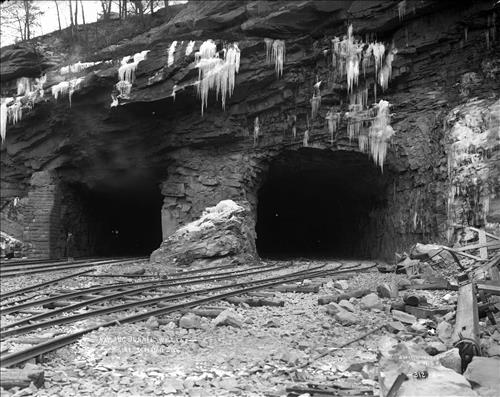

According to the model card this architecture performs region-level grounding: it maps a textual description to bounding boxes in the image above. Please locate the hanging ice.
[51,78,83,106]
[168,41,177,67]
[264,38,274,63]
[310,81,322,119]
[378,49,396,91]
[60,61,104,75]
[185,41,196,56]
[254,116,259,146]
[0,99,9,143]
[368,100,395,170]
[118,50,150,83]
[17,77,32,96]
[272,40,285,78]
[196,40,241,115]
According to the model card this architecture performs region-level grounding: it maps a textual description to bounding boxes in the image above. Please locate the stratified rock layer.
[1,1,499,259]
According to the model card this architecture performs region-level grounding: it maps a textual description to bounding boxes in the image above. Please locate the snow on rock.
[445,98,500,235]
[150,200,257,267]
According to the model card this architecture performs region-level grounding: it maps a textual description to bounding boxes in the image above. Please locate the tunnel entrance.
[256,149,392,259]
[61,183,163,257]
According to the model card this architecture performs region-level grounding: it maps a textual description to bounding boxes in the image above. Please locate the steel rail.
[1,261,362,334]
[0,270,95,301]
[1,264,331,338]
[0,263,288,323]
[0,263,280,314]
[0,259,147,277]
[0,257,147,274]
[0,262,376,367]
[0,257,101,268]
[81,260,266,278]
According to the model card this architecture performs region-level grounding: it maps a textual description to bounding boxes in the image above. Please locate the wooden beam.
[478,229,488,260]
[0,367,44,389]
[476,281,500,296]
[473,253,500,278]
[466,227,500,241]
[444,247,484,261]
[452,281,481,362]
[454,241,500,252]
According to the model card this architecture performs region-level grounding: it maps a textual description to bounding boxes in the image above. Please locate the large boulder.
[150,200,257,266]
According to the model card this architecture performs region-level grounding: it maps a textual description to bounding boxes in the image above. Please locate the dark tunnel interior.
[64,183,163,257]
[256,149,392,259]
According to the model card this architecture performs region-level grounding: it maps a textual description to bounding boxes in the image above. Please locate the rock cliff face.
[0,0,499,259]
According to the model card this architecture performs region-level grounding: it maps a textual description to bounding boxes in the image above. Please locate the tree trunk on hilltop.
[54,1,62,31]
[69,0,74,26]
[80,0,85,25]
[23,1,30,40]
[133,0,145,26]
[74,0,78,27]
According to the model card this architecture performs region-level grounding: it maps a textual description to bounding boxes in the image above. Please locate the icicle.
[368,99,395,171]
[1,99,8,143]
[303,129,309,147]
[196,41,240,115]
[16,77,32,96]
[185,41,195,56]
[60,61,101,75]
[362,44,373,77]
[378,49,396,91]
[372,43,385,75]
[358,134,369,152]
[398,0,406,20]
[7,99,23,126]
[52,81,70,100]
[172,85,178,101]
[464,26,468,42]
[35,75,46,97]
[326,108,340,144]
[118,50,150,83]
[253,116,259,146]
[346,56,359,93]
[51,78,83,106]
[168,41,178,67]
[110,94,119,108]
[272,40,285,78]
[264,38,273,63]
[311,80,322,119]
[486,30,490,49]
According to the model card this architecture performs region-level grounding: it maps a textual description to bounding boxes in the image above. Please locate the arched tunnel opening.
[59,182,163,258]
[256,149,393,259]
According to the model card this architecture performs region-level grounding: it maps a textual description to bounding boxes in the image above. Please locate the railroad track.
[0,260,376,367]
[0,257,98,267]
[0,257,148,277]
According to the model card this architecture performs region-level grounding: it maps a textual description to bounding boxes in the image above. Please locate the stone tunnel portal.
[62,183,163,258]
[256,149,393,259]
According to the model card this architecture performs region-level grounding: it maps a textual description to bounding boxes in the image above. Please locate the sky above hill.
[0,1,187,48]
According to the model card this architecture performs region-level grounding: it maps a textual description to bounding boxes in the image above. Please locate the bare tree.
[100,0,112,20]
[0,1,43,42]
[68,0,74,27]
[80,0,86,25]
[132,0,145,25]
[54,0,62,31]
[74,0,79,27]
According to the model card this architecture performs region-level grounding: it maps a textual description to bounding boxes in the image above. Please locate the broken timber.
[0,367,44,389]
[451,277,481,372]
